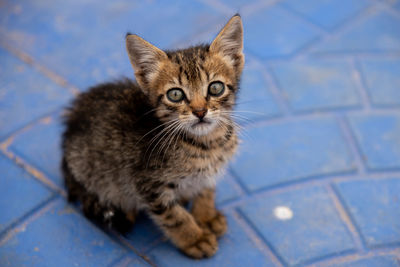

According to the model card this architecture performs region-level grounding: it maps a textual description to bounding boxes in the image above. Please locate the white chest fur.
[175,168,225,200]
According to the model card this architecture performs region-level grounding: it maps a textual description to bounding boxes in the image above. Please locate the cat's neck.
[183,121,235,147]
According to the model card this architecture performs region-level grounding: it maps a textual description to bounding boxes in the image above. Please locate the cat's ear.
[126,34,167,92]
[210,14,244,73]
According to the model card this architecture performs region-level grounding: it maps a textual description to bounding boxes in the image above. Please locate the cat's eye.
[208,81,225,97]
[167,88,185,102]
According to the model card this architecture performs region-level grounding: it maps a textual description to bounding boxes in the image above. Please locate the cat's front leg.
[191,188,227,238]
[148,199,218,258]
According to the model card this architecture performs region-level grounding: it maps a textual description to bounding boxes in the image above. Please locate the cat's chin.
[188,120,217,136]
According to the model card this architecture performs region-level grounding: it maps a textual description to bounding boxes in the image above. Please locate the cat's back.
[65,79,147,126]
[63,79,157,141]
[62,79,159,172]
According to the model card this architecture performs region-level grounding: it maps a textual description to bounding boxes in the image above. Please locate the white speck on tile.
[273,206,293,220]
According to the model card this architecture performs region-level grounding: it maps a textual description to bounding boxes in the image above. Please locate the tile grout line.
[288,35,325,60]
[1,144,166,264]
[0,194,58,240]
[57,197,159,266]
[111,232,158,267]
[0,109,67,196]
[306,247,400,267]
[228,167,251,195]
[297,249,356,267]
[351,57,373,110]
[53,191,159,267]
[280,0,380,42]
[109,255,132,267]
[241,54,292,118]
[218,170,355,210]
[261,63,293,116]
[0,196,59,246]
[216,173,247,208]
[141,237,166,255]
[337,115,367,176]
[0,137,66,197]
[243,112,336,131]
[292,3,384,58]
[180,0,283,51]
[109,255,148,267]
[0,106,64,144]
[240,0,284,17]
[232,209,286,267]
[305,51,400,60]
[218,170,400,215]
[277,3,329,36]
[0,40,80,96]
[326,184,367,252]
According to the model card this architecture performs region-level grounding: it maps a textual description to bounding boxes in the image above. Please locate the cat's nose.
[192,108,208,120]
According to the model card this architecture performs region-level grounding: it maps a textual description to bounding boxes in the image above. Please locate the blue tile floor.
[1,0,400,266]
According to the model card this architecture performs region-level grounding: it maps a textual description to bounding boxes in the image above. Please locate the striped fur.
[62,15,244,259]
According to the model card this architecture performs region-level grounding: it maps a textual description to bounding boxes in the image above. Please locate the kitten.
[62,15,244,259]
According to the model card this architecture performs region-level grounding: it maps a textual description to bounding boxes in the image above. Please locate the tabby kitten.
[62,15,244,259]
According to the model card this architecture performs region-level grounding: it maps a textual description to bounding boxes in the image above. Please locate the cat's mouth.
[189,118,216,136]
[193,120,209,125]
[191,119,211,128]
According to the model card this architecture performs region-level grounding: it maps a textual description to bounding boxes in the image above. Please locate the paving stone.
[328,255,399,267]
[0,198,127,267]
[280,0,371,31]
[312,10,400,54]
[335,178,400,247]
[231,118,356,191]
[236,61,281,121]
[348,114,400,171]
[385,0,400,10]
[238,186,356,266]
[218,0,265,11]
[394,1,400,10]
[124,213,163,253]
[216,173,243,205]
[0,155,53,233]
[1,0,400,265]
[0,48,72,140]
[243,5,319,58]
[271,59,361,112]
[0,0,223,89]
[147,212,276,267]
[358,59,400,107]
[120,256,151,267]
[9,116,64,187]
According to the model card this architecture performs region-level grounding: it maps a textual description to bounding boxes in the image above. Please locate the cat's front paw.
[181,231,218,259]
[200,211,227,238]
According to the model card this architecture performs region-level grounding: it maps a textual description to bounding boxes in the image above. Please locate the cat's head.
[126,15,244,136]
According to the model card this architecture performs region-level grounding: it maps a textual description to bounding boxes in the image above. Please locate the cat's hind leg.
[81,193,136,234]
[63,157,136,233]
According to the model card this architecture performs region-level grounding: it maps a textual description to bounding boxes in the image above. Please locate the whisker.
[134,118,180,146]
[221,110,267,115]
[160,123,185,165]
[145,120,182,168]
[157,123,182,162]
[218,116,250,139]
[144,120,181,161]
